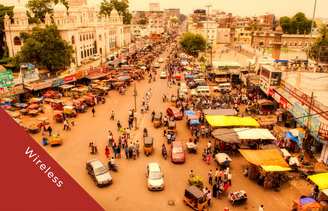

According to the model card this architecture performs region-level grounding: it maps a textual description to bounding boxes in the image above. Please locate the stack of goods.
[188,175,203,188]
[228,190,248,206]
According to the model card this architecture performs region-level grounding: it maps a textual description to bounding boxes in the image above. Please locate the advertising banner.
[86,69,101,76]
[0,70,14,88]
[75,71,85,79]
[318,123,328,141]
[51,77,65,87]
[268,89,275,98]
[65,74,77,83]
[279,97,287,108]
[32,81,52,91]
[0,87,7,95]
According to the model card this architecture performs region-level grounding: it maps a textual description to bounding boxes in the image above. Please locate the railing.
[281,80,328,121]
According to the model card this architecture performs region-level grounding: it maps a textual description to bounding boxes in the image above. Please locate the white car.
[146,163,164,190]
[154,62,160,68]
[160,71,167,79]
[92,54,100,60]
[180,86,188,94]
[190,89,197,96]
[158,58,164,63]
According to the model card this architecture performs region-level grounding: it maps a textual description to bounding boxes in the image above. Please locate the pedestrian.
[128,146,133,159]
[206,154,211,165]
[117,145,121,158]
[105,146,110,158]
[113,145,117,158]
[259,205,264,211]
[48,126,52,137]
[92,108,95,117]
[212,182,219,198]
[117,120,121,131]
[207,141,212,153]
[219,169,222,182]
[214,168,219,183]
[94,146,98,154]
[124,145,129,159]
[208,170,213,185]
[127,128,130,139]
[41,125,45,135]
[71,117,75,126]
[207,191,211,206]
[110,111,115,120]
[227,172,232,186]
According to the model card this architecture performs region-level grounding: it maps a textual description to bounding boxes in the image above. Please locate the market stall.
[292,196,323,211]
[205,115,260,128]
[257,99,274,115]
[202,109,237,116]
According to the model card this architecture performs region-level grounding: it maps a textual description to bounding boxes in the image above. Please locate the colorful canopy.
[202,109,236,116]
[261,165,291,172]
[293,196,322,210]
[308,173,328,190]
[239,149,289,167]
[205,115,260,127]
[234,128,276,140]
[212,129,240,143]
[190,119,200,125]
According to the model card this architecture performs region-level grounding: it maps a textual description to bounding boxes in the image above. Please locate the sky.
[1,0,328,19]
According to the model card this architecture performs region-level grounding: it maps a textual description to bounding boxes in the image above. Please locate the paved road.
[24,48,313,211]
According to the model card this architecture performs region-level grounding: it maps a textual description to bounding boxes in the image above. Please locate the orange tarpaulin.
[239,149,289,167]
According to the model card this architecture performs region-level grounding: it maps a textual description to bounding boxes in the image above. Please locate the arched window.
[298,42,302,46]
[99,48,102,54]
[89,34,91,39]
[86,35,88,40]
[71,36,75,44]
[99,35,102,41]
[304,42,308,47]
[83,35,85,41]
[92,34,94,39]
[80,35,82,41]
[289,42,292,46]
[14,37,21,45]
[294,42,297,46]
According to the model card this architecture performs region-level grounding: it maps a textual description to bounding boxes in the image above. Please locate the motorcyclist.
[108,157,115,170]
[143,128,148,137]
[151,111,155,122]
[161,144,167,156]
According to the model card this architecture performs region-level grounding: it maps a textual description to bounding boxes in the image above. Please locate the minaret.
[272,25,283,60]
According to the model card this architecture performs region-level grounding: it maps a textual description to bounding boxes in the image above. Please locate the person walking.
[92,108,95,117]
[48,126,52,137]
[227,172,232,186]
[206,154,211,165]
[208,170,213,185]
[105,146,110,158]
[117,145,121,158]
[94,146,98,154]
[207,191,211,206]
[113,145,117,158]
[71,117,75,126]
[117,120,121,131]
[218,169,222,182]
[259,205,264,211]
[110,111,115,120]
[124,145,129,159]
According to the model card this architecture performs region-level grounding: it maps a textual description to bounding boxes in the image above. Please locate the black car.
[189,81,207,89]
[86,159,113,187]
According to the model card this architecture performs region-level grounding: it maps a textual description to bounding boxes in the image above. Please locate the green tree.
[139,18,146,25]
[199,55,206,63]
[171,18,180,24]
[179,32,206,54]
[249,24,253,30]
[99,0,132,24]
[279,13,316,34]
[17,24,74,72]
[254,24,258,30]
[308,24,328,59]
[259,25,262,31]
[26,0,69,24]
[0,5,14,59]
[180,14,187,23]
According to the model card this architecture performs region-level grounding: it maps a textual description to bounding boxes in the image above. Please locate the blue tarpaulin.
[18,103,27,108]
[190,119,200,125]
[285,132,299,142]
[185,75,196,78]
[185,110,195,116]
[122,71,128,73]
[117,76,130,80]
[181,60,188,63]
[274,60,289,63]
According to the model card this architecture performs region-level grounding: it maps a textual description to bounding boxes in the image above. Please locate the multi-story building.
[4,0,131,67]
[193,9,206,22]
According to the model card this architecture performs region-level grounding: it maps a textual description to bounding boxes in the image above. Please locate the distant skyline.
[1,0,328,19]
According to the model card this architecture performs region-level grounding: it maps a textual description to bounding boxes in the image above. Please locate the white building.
[4,0,131,67]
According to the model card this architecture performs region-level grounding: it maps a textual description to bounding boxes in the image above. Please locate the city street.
[20,48,314,211]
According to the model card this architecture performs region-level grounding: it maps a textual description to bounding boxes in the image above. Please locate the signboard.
[0,87,7,95]
[20,63,38,80]
[268,89,275,98]
[86,68,105,76]
[279,97,287,108]
[75,71,85,80]
[259,78,269,95]
[280,80,285,89]
[65,74,77,83]
[51,77,65,87]
[0,70,14,88]
[318,123,328,141]
[32,81,52,91]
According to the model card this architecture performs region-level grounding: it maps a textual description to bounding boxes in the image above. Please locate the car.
[158,58,164,63]
[154,62,160,68]
[213,86,219,92]
[180,86,188,94]
[146,163,164,190]
[86,159,112,187]
[170,141,185,163]
[92,54,100,60]
[160,71,167,79]
[166,107,182,120]
[190,89,197,96]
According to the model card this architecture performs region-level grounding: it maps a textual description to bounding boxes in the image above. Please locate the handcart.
[228,190,248,206]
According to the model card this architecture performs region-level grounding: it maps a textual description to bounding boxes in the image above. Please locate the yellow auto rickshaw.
[168,121,177,136]
[153,114,162,128]
[143,137,153,156]
[183,185,208,211]
[171,97,178,107]
[63,106,77,117]
[50,130,61,146]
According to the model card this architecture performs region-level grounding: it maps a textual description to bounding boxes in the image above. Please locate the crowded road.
[22,46,313,211]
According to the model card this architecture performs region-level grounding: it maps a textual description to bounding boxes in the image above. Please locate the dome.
[54,2,67,14]
[4,13,9,19]
[276,25,283,33]
[13,2,27,16]
[111,9,118,17]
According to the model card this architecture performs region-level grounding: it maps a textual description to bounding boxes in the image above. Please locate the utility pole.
[205,4,212,58]
[304,92,314,150]
[134,83,138,129]
[306,0,317,61]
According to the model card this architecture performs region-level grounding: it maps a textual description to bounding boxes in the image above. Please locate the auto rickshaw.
[153,114,162,128]
[183,185,208,211]
[143,137,153,156]
[63,106,77,117]
[50,130,61,146]
[171,97,178,107]
[168,121,177,136]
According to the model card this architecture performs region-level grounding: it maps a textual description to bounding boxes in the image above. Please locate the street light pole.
[134,82,138,129]
[205,4,212,58]
[306,0,317,61]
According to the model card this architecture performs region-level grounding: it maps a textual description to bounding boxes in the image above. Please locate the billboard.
[0,70,14,88]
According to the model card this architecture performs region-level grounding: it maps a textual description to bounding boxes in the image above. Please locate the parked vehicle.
[146,163,164,191]
[143,137,154,156]
[154,62,160,68]
[166,107,182,120]
[160,71,167,79]
[171,141,185,163]
[183,185,208,211]
[86,159,112,187]
[92,54,101,60]
[50,130,61,146]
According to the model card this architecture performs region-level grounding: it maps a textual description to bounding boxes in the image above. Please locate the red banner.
[269,89,275,98]
[279,97,287,108]
[65,74,77,83]
[319,123,328,141]
[86,69,102,76]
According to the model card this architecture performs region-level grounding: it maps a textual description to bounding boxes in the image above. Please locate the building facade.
[4,0,131,67]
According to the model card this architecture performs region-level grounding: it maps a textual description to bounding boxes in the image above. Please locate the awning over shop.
[86,73,109,80]
[205,115,260,127]
[234,128,276,140]
[261,165,292,172]
[203,109,236,116]
[308,173,328,190]
[190,119,200,125]
[274,60,289,63]
[239,149,289,167]
[185,110,195,116]
[293,196,322,210]
[285,132,299,142]
[212,129,240,143]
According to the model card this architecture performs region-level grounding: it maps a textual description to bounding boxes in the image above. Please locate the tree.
[180,14,187,23]
[279,12,316,34]
[26,0,69,24]
[171,18,180,24]
[259,25,262,31]
[0,5,14,59]
[254,24,258,31]
[99,0,132,24]
[17,24,74,72]
[179,32,206,54]
[139,18,146,25]
[199,55,206,63]
[308,24,328,59]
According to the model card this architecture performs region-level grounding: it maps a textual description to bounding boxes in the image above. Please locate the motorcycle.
[108,163,118,172]
[143,131,148,137]
[153,77,155,81]
[102,98,106,104]
[162,150,167,160]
